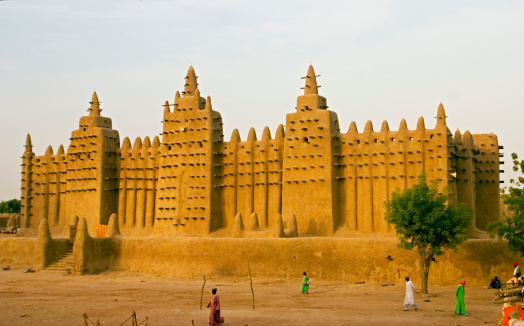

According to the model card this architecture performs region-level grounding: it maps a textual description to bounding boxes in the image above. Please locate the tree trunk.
[419,253,433,294]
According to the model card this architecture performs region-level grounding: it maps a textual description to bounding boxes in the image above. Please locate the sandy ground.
[0,266,503,326]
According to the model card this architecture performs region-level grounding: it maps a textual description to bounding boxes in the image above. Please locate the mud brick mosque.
[20,65,501,238]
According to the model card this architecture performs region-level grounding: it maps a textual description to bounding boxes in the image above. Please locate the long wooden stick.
[246,254,255,310]
[200,275,207,310]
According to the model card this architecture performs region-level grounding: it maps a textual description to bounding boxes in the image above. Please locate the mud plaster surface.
[0,267,502,326]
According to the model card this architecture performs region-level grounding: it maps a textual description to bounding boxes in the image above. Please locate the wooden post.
[200,275,207,310]
[246,254,255,310]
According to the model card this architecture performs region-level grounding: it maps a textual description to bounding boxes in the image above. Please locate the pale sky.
[1,0,523,200]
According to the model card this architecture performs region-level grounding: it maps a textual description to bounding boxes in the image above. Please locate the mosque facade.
[20,65,501,237]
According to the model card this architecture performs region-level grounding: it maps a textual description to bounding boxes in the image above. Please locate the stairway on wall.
[45,249,74,274]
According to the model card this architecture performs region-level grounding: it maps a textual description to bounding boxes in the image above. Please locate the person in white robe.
[404,276,418,311]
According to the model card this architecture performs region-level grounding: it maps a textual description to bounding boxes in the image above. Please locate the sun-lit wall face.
[19,66,501,238]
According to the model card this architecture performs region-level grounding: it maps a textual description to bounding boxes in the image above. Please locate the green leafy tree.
[488,153,524,255]
[0,199,21,214]
[384,173,472,294]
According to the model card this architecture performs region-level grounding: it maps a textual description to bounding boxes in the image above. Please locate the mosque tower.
[155,66,224,233]
[282,65,342,235]
[64,92,120,229]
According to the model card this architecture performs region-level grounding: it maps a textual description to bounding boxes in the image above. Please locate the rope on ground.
[83,313,105,326]
[83,311,147,326]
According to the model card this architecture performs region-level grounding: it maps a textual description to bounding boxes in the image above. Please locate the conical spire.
[380,120,390,132]
[275,124,285,141]
[184,65,198,96]
[89,91,101,116]
[142,136,151,148]
[261,126,271,141]
[164,101,170,114]
[35,218,52,269]
[347,121,358,134]
[45,145,53,156]
[303,65,319,95]
[249,212,259,231]
[364,120,374,133]
[453,129,462,146]
[106,213,121,237]
[205,96,212,111]
[230,129,241,143]
[416,117,425,131]
[273,214,285,238]
[399,118,408,131]
[233,212,244,235]
[247,127,257,142]
[436,102,446,126]
[57,145,64,155]
[152,136,161,147]
[463,130,474,148]
[25,134,33,153]
[121,137,131,150]
[133,137,142,150]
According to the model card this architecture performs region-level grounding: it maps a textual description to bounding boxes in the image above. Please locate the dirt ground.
[0,265,504,326]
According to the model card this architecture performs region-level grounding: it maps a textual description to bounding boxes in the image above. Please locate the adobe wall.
[0,238,35,265]
[20,64,502,238]
[0,236,518,287]
[116,237,518,287]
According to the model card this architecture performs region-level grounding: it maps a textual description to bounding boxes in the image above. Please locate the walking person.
[206,288,224,326]
[404,276,418,311]
[455,279,468,316]
[302,272,309,294]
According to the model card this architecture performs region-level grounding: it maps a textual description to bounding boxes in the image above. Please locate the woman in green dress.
[302,272,309,294]
[455,279,468,316]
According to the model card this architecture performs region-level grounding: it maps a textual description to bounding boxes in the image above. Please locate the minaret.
[303,65,319,95]
[282,65,341,235]
[20,134,34,228]
[156,66,224,234]
[183,65,198,96]
[65,92,120,232]
[89,91,101,116]
[433,102,452,193]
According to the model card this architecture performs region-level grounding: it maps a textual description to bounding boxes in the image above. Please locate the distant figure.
[206,288,224,326]
[302,272,309,294]
[404,276,418,311]
[515,263,522,279]
[455,279,468,316]
[519,276,524,286]
[489,276,501,289]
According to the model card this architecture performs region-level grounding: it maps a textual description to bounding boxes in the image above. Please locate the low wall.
[0,236,519,286]
[117,237,520,287]
[0,238,35,265]
[74,237,120,274]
